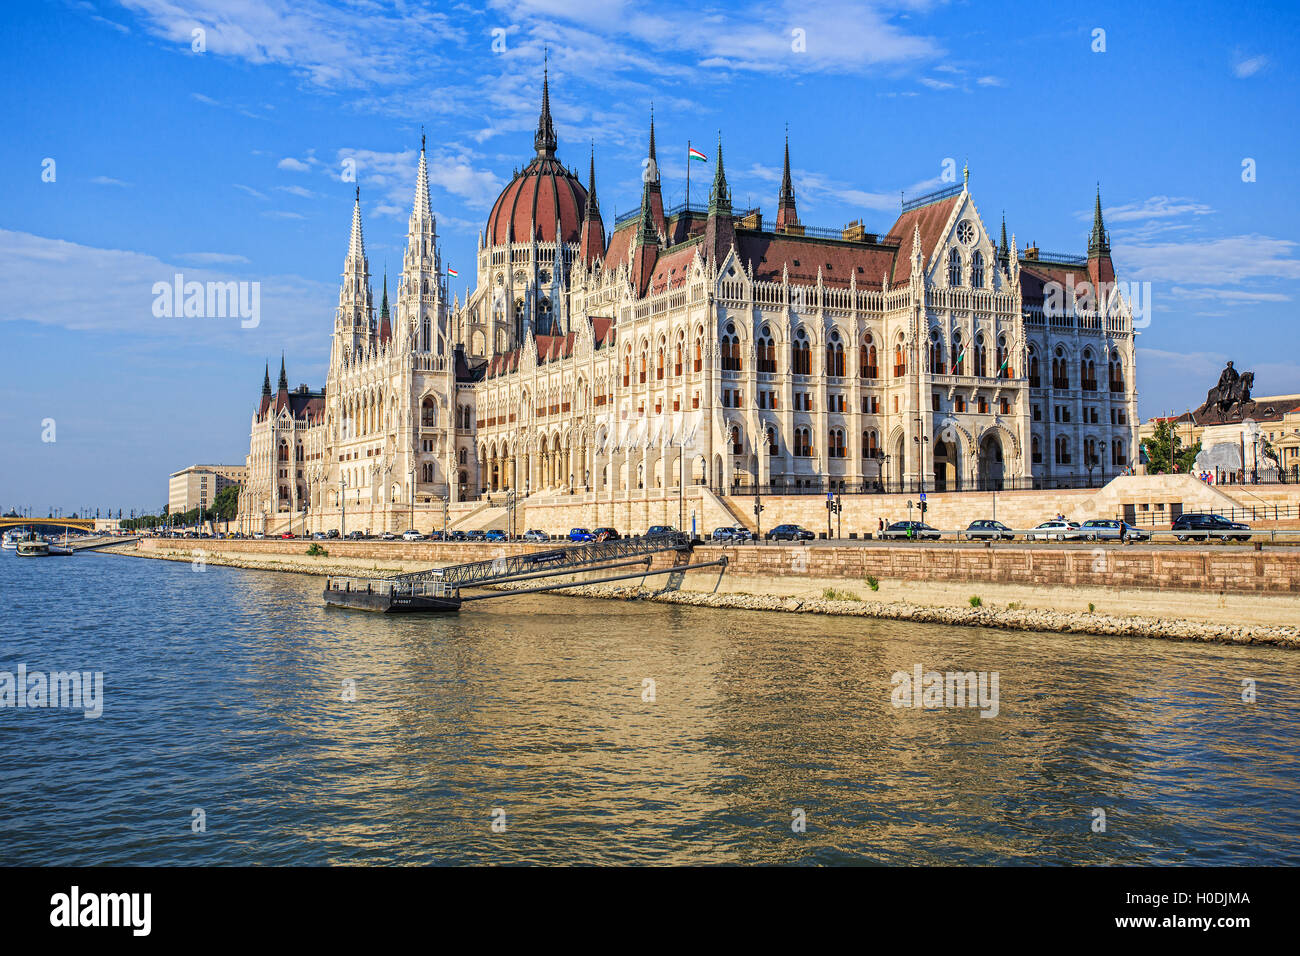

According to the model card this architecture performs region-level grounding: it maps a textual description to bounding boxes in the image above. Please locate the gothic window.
[1053,346,1069,389]
[721,322,742,372]
[971,250,985,288]
[640,344,649,383]
[422,462,435,482]
[928,329,945,374]
[828,428,846,459]
[1032,435,1042,464]
[730,426,743,455]
[421,397,436,428]
[1055,435,1072,465]
[792,327,811,376]
[974,334,987,378]
[894,337,906,377]
[996,335,1011,378]
[537,296,553,334]
[1081,349,1097,391]
[766,426,778,456]
[757,325,777,373]
[863,429,879,459]
[459,448,467,465]
[794,427,812,458]
[657,339,665,380]
[826,329,845,377]
[694,331,704,372]
[1028,348,1040,387]
[861,332,878,379]
[948,248,962,286]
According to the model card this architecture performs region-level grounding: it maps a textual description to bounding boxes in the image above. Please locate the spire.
[708,131,730,213]
[412,135,433,224]
[646,103,658,180]
[998,212,1009,263]
[534,51,557,159]
[262,362,271,397]
[380,273,389,318]
[378,272,391,344]
[585,143,599,216]
[1088,185,1110,256]
[277,354,288,391]
[347,187,366,264]
[777,126,798,228]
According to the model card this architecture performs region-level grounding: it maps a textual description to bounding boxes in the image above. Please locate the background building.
[169,464,247,515]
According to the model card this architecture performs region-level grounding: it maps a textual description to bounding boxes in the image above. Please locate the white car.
[401,529,425,541]
[1026,519,1090,541]
[252,531,265,539]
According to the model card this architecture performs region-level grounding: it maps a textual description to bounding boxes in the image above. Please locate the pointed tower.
[378,273,391,345]
[534,53,557,160]
[1087,186,1115,287]
[262,362,272,397]
[580,145,606,267]
[399,133,445,354]
[776,128,799,229]
[998,212,1009,267]
[704,133,734,265]
[333,187,374,358]
[643,105,665,235]
[631,183,660,297]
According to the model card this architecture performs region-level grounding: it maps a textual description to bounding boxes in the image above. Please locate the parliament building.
[238,71,1140,534]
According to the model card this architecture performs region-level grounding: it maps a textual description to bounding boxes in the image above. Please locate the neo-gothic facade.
[238,73,1139,533]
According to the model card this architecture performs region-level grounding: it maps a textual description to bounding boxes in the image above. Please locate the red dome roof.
[486,157,588,246]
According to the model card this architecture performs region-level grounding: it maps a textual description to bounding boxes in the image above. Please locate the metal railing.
[717,474,1123,496]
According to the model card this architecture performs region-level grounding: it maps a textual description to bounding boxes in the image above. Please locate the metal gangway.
[396,532,691,588]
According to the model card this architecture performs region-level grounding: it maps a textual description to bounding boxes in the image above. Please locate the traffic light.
[919,501,927,515]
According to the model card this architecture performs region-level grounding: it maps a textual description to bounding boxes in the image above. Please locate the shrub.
[1088,602,1096,613]
[307,543,329,557]
[822,587,860,601]
[865,575,880,591]
[969,595,982,607]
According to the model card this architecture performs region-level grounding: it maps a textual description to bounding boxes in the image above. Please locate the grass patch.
[864,575,880,591]
[823,587,861,601]
[1006,601,1025,610]
[969,595,983,608]
[306,543,329,557]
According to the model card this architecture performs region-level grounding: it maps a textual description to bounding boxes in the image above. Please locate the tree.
[1141,419,1200,474]
[213,484,241,522]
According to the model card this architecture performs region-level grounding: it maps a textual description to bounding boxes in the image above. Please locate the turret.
[704,133,734,265]
[776,128,799,229]
[1087,186,1115,287]
[580,145,606,267]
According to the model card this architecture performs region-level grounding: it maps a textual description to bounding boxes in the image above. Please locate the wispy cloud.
[277,157,311,172]
[90,175,130,187]
[1232,51,1269,78]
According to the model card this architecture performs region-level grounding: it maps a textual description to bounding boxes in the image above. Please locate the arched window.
[730,426,743,455]
[422,462,435,483]
[639,344,649,383]
[828,428,846,458]
[1081,349,1097,391]
[863,429,879,458]
[794,427,812,457]
[1032,434,1042,464]
[674,334,684,376]
[1028,348,1040,388]
[1109,350,1124,392]
[766,426,778,456]
[861,332,878,379]
[952,331,964,375]
[996,335,1011,379]
[694,334,703,372]
[757,325,777,373]
[623,346,632,387]
[826,329,845,377]
[928,329,945,374]
[894,338,906,377]
[459,448,467,465]
[1053,346,1069,389]
[421,396,436,428]
[1055,435,1072,464]
[974,334,987,378]
[657,342,665,380]
[948,248,962,286]
[792,327,811,376]
[971,250,984,288]
[721,322,742,372]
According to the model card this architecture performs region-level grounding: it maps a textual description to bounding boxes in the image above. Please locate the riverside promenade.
[108,537,1300,648]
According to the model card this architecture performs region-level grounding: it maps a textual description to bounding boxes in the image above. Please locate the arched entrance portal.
[978,433,1005,490]
[932,439,959,492]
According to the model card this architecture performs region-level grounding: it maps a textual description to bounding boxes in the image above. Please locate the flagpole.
[686,139,690,210]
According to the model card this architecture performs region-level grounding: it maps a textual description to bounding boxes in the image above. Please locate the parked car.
[311,531,327,540]
[379,531,397,541]
[765,523,816,542]
[1171,512,1251,542]
[1081,518,1151,542]
[712,526,753,542]
[882,521,942,541]
[963,519,1015,541]
[252,531,266,539]
[522,529,549,543]
[1026,519,1089,541]
[592,527,620,541]
[483,529,507,542]
[466,529,487,541]
[325,529,340,539]
[401,529,425,541]
[448,530,467,542]
[345,530,365,540]
[645,525,677,537]
[568,528,595,542]
[279,532,296,539]
[426,530,445,541]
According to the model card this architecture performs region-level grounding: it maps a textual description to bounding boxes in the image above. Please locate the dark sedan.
[1171,512,1251,541]
[963,519,1015,541]
[765,524,815,542]
[882,521,942,541]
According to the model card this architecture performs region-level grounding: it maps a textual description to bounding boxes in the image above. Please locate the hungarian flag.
[447,268,458,277]
[688,146,707,163]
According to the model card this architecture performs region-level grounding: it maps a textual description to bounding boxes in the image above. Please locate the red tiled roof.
[885,195,962,286]
[737,233,896,290]
[486,156,588,246]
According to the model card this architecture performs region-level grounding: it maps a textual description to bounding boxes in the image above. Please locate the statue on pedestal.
[1201,361,1255,421]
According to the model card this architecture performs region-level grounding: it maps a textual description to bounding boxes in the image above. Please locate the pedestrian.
[878,517,884,536]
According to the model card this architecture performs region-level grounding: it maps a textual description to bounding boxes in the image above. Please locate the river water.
[1,550,1298,865]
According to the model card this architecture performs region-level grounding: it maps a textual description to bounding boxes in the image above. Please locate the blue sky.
[2,0,1298,514]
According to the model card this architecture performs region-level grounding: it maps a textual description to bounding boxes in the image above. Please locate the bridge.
[0,517,97,533]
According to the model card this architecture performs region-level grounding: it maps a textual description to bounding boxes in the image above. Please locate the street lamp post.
[341,476,347,537]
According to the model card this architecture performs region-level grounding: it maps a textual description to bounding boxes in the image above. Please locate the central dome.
[484,61,592,248]
[486,156,588,246]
